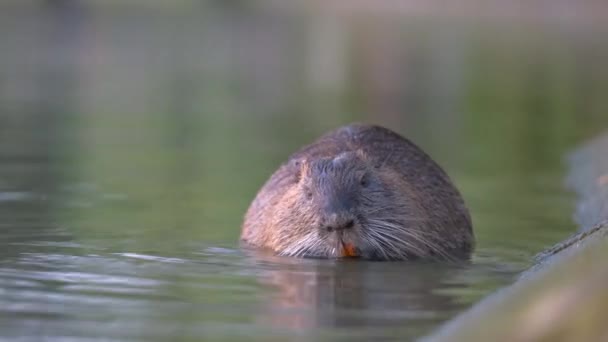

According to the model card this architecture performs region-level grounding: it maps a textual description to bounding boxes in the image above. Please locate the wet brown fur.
[241,124,474,261]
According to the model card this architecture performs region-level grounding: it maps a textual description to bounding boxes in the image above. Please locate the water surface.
[1,2,608,341]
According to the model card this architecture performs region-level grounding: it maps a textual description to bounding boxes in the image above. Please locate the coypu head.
[269,151,434,261]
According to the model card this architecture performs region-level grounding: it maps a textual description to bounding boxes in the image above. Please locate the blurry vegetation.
[1,2,608,341]
[0,1,607,254]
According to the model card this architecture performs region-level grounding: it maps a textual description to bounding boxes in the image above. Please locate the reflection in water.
[251,252,466,338]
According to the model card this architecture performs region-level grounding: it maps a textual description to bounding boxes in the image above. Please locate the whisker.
[365,218,453,260]
[371,227,425,258]
[361,230,391,260]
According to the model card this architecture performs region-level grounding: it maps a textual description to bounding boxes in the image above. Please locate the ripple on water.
[115,253,188,264]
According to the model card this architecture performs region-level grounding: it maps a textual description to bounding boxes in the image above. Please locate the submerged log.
[423,132,608,342]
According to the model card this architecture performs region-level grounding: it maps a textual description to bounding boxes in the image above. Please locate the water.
[1,2,608,341]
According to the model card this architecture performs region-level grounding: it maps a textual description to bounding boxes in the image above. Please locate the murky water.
[1,2,608,341]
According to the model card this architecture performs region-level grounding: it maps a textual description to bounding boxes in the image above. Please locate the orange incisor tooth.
[342,243,358,257]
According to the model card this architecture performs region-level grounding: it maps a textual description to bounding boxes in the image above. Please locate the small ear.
[290,158,307,169]
[288,158,307,182]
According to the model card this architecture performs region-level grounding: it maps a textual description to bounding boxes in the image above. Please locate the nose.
[321,213,355,233]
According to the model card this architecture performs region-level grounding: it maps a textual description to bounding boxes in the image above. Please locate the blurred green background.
[2,1,607,247]
[1,1,608,341]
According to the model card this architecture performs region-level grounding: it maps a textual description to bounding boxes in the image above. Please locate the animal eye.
[360,175,369,187]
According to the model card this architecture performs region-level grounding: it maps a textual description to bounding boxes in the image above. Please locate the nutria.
[241,124,473,261]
